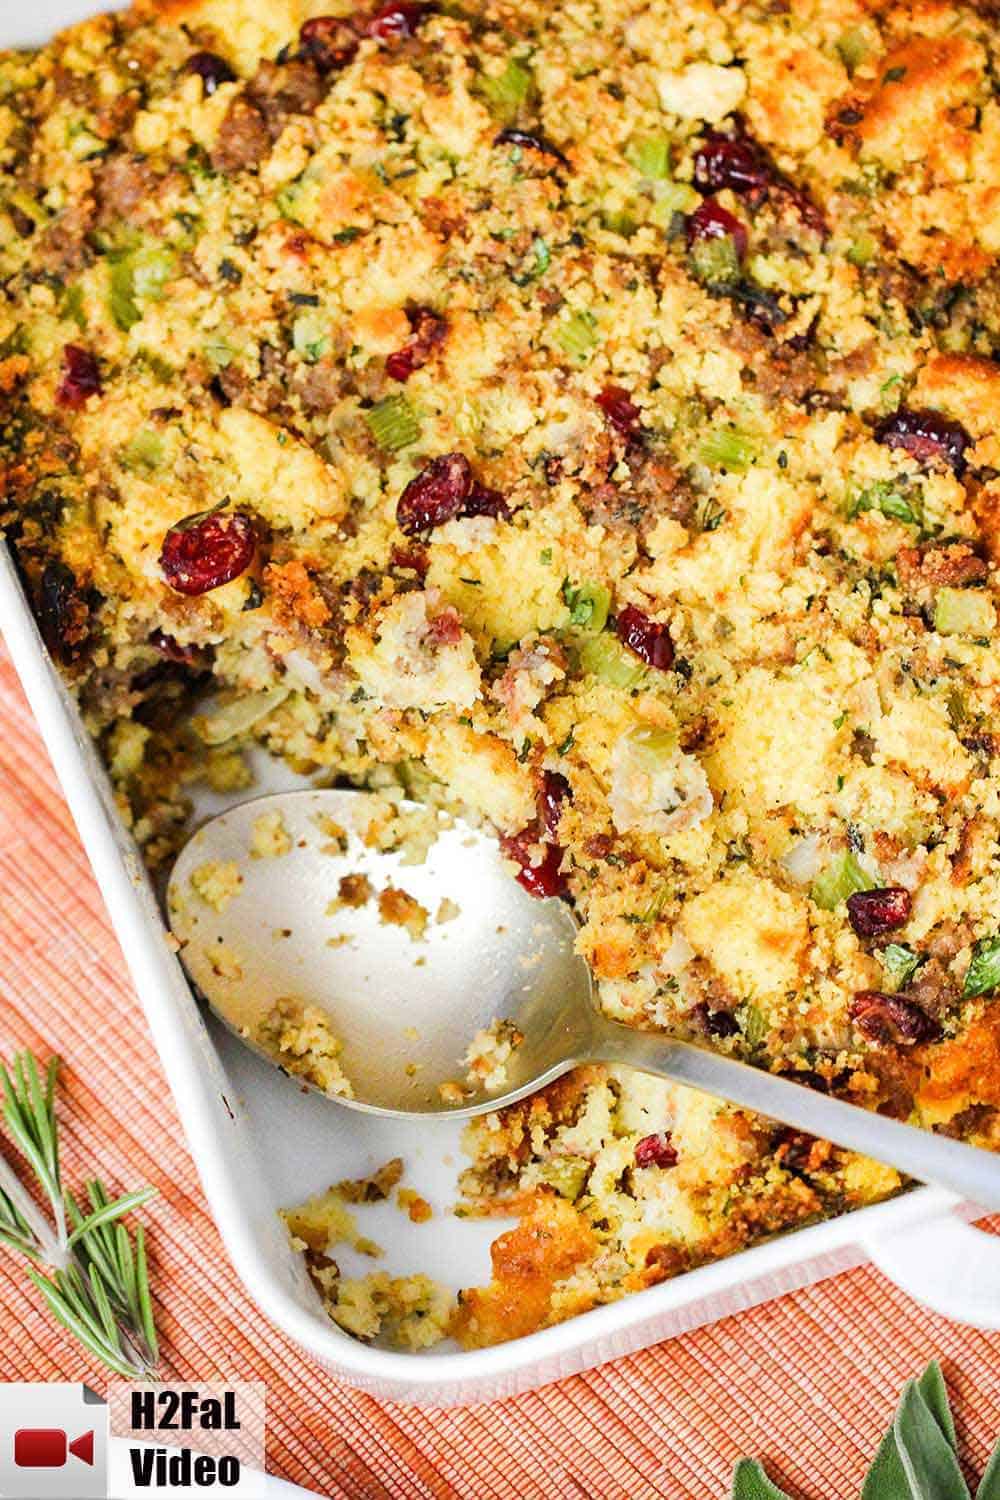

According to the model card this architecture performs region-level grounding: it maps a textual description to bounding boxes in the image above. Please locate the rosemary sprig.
[733,1358,1000,1499]
[0,1050,160,1379]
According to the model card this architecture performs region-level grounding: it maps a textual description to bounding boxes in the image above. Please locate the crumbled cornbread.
[189,859,243,912]
[256,998,354,1098]
[463,1018,524,1093]
[377,885,429,941]
[7,0,1000,1353]
[326,872,374,914]
[250,809,293,858]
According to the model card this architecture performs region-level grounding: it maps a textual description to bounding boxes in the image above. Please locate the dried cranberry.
[462,483,510,521]
[56,345,101,409]
[596,386,642,441]
[494,128,570,168]
[694,132,772,199]
[366,2,426,40]
[616,604,674,671]
[634,1132,678,1169]
[149,628,201,665]
[38,560,89,664]
[159,509,257,595]
[389,542,429,576]
[396,453,471,535]
[686,198,748,259]
[693,130,824,231]
[849,990,940,1046]
[538,770,571,841]
[298,15,359,71]
[184,51,237,93]
[500,827,567,898]
[691,1003,739,1039]
[386,306,446,382]
[874,408,971,474]
[846,887,912,940]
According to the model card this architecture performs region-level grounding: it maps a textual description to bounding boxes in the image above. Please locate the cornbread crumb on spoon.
[167,788,1000,1211]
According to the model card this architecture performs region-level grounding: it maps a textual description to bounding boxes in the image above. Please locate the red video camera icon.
[13,1429,95,1468]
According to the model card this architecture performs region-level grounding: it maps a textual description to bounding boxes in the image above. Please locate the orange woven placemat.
[2,641,999,1500]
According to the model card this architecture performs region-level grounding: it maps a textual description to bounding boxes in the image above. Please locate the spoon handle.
[594,1021,1000,1212]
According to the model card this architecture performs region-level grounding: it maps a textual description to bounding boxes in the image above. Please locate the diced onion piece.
[196,686,291,745]
[780,834,822,886]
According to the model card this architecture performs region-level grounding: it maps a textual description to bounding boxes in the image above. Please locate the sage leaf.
[976,1440,1000,1500]
[893,1381,970,1500]
[863,1362,958,1500]
[730,1458,793,1499]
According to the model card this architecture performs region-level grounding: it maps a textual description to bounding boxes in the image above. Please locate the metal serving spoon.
[167,788,1000,1210]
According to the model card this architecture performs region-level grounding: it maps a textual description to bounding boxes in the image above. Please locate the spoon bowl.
[168,788,593,1115]
[168,788,1000,1209]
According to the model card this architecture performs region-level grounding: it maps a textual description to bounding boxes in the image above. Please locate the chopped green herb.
[883,65,907,83]
[364,394,421,451]
[562,578,611,633]
[699,427,757,472]
[627,134,671,180]
[882,943,922,992]
[963,935,1000,999]
[810,851,874,911]
[555,308,599,360]
[540,547,553,565]
[557,729,575,755]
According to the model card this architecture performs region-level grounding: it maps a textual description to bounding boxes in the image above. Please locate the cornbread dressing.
[5,0,1000,1348]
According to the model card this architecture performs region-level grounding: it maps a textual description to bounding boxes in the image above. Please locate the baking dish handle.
[861,1211,1000,1329]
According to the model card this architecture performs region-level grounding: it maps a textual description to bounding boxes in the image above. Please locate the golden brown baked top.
[4,0,1000,1344]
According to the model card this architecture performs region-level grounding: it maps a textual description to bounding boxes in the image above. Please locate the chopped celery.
[690,235,740,286]
[513,235,550,284]
[60,283,86,331]
[650,180,700,224]
[364,394,421,451]
[836,28,868,73]
[846,479,917,525]
[480,58,533,121]
[6,187,47,228]
[882,942,921,992]
[203,337,234,368]
[555,309,599,360]
[699,426,757,472]
[602,208,637,238]
[579,633,646,690]
[292,311,329,363]
[964,934,1000,998]
[626,725,679,769]
[738,1002,768,1048]
[934,587,996,638]
[846,231,877,267]
[120,428,163,473]
[810,851,874,911]
[627,134,671,180]
[562,578,610,633]
[108,245,176,332]
[536,1156,590,1200]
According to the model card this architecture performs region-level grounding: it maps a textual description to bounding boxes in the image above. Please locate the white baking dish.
[5,538,1000,1405]
[5,0,1000,1406]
